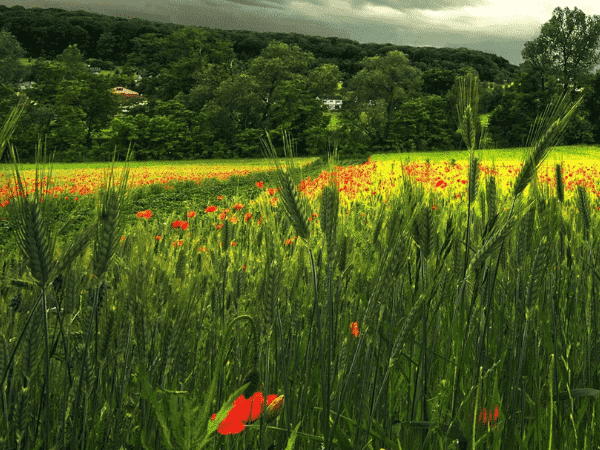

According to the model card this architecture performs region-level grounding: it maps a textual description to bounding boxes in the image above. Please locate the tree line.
[0,5,599,162]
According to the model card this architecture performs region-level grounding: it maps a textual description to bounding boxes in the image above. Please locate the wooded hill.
[0,4,599,162]
[0,5,519,83]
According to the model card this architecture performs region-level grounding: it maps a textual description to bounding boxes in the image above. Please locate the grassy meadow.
[1,81,600,450]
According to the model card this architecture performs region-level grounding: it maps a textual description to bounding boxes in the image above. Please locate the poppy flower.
[137,209,153,219]
[210,392,284,435]
[206,205,218,213]
[351,322,359,337]
[172,220,189,231]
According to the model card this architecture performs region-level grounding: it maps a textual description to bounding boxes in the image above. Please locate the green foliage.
[522,6,600,95]
[422,68,456,96]
[5,6,600,163]
[387,95,456,152]
[0,28,29,86]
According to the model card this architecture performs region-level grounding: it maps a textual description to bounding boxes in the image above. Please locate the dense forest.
[0,4,599,162]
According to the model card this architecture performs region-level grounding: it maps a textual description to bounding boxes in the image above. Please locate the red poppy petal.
[247,392,266,423]
[218,419,246,435]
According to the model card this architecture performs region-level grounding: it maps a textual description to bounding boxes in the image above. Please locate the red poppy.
[137,209,153,219]
[172,220,189,231]
[210,392,284,435]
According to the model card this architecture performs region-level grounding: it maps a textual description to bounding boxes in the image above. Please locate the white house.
[316,97,379,110]
[318,98,343,110]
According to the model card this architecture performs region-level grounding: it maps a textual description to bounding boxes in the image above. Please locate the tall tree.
[124,28,234,102]
[340,50,423,152]
[522,6,600,95]
[0,27,29,87]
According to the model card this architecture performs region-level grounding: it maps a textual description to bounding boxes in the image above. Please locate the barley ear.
[468,155,480,203]
[6,139,57,289]
[525,235,550,308]
[320,183,339,246]
[320,183,339,264]
[555,163,564,203]
[466,205,525,275]
[91,145,132,279]
[259,130,310,241]
[512,91,584,200]
[575,185,592,242]
[50,219,98,281]
[455,71,480,151]
[486,176,497,222]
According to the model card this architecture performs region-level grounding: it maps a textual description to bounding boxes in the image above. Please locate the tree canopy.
[1,4,599,163]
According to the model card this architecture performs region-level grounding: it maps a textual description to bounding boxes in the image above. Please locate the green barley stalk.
[197,315,259,448]
[0,333,7,437]
[555,163,565,203]
[548,354,555,450]
[259,129,311,242]
[72,144,132,448]
[90,156,131,280]
[456,71,480,152]
[575,185,592,242]
[1,98,61,450]
[512,91,584,200]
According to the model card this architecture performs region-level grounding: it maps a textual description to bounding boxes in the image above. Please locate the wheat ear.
[512,91,584,200]
[90,148,132,279]
[259,129,310,241]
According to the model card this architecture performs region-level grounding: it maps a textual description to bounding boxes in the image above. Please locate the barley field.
[1,81,600,450]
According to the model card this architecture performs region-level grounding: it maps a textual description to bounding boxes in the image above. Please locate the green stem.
[198,315,258,444]
[41,288,50,450]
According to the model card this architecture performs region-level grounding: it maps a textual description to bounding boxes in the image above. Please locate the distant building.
[318,98,343,110]
[16,81,36,90]
[112,86,142,98]
[316,97,379,110]
[86,64,101,74]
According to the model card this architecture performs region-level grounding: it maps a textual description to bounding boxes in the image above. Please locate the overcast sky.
[4,1,600,70]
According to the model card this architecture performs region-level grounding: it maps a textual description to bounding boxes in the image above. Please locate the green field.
[2,78,600,449]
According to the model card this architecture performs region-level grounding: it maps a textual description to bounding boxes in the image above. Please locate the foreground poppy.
[210,392,284,435]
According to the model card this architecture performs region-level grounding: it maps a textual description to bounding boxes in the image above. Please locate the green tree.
[198,41,335,156]
[487,65,561,148]
[46,102,88,160]
[54,44,91,83]
[422,68,456,96]
[96,31,120,62]
[53,73,122,153]
[583,69,600,142]
[185,58,247,113]
[123,28,235,102]
[339,50,423,153]
[94,97,195,161]
[0,27,29,88]
[387,95,456,152]
[522,6,600,95]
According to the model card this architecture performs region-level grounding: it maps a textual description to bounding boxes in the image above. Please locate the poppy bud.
[264,395,284,423]
[242,367,261,400]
